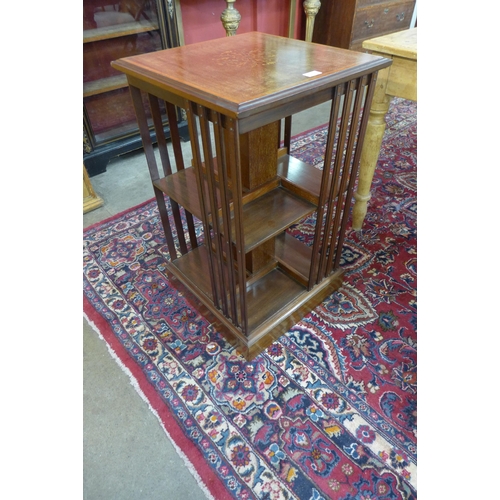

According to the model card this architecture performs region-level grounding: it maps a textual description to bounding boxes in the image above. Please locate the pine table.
[352,28,417,230]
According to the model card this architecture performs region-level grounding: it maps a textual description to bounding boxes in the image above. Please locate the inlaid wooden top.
[112,31,391,118]
[362,28,417,61]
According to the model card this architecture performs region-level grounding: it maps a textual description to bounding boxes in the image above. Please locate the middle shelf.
[154,153,324,253]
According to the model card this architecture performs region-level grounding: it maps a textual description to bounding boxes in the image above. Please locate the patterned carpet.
[83,97,417,499]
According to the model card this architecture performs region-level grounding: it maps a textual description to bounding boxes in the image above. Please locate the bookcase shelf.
[83,74,129,98]
[234,187,315,253]
[168,244,339,355]
[83,20,160,43]
[111,32,391,359]
[83,0,186,176]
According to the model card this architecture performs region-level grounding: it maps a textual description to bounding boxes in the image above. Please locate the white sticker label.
[303,70,322,77]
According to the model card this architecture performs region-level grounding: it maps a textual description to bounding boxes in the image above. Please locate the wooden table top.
[362,28,417,60]
[112,31,391,118]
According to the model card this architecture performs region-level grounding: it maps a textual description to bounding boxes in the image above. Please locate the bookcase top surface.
[112,31,391,117]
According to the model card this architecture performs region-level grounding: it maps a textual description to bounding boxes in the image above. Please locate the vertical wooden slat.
[326,80,363,275]
[153,187,178,260]
[316,82,352,283]
[284,116,292,153]
[226,117,247,334]
[129,85,177,260]
[165,101,198,250]
[317,79,356,281]
[308,85,343,289]
[197,104,227,313]
[212,110,239,324]
[148,94,188,255]
[129,86,160,181]
[186,101,220,304]
[333,73,378,270]
[326,78,364,274]
[147,95,173,177]
[165,102,186,171]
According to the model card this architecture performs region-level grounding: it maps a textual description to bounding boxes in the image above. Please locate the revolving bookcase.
[112,32,391,360]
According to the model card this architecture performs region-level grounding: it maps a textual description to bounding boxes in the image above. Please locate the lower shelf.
[167,243,344,360]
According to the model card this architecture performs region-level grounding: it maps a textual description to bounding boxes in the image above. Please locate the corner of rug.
[83,313,217,500]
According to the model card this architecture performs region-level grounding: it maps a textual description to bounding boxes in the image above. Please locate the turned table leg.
[352,65,391,230]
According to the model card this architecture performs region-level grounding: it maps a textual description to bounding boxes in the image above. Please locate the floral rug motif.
[84,98,417,499]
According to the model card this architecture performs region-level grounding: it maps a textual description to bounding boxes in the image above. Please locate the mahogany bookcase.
[112,32,391,360]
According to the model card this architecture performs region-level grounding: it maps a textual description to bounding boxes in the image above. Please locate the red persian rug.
[84,97,417,500]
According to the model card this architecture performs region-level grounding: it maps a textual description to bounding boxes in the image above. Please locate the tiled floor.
[83,103,331,499]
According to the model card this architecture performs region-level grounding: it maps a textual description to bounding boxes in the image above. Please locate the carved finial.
[221,0,241,36]
[303,0,321,42]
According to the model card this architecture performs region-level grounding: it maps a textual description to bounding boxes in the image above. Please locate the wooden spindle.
[186,101,220,304]
[165,101,198,250]
[327,79,363,273]
[225,117,247,334]
[284,116,292,153]
[129,85,178,260]
[334,73,378,269]
[197,104,227,313]
[148,93,188,255]
[317,83,354,281]
[318,79,355,280]
[212,110,239,324]
[308,84,342,289]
